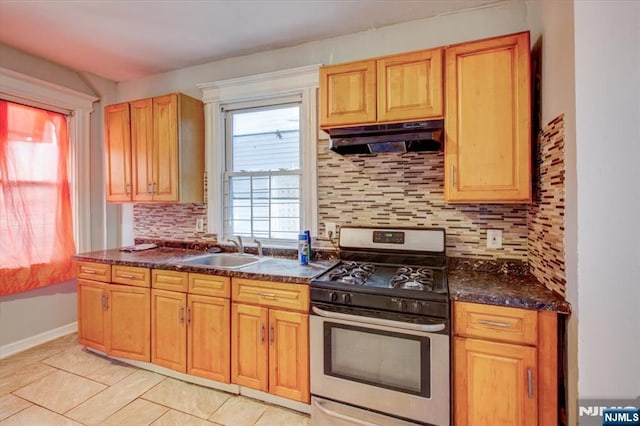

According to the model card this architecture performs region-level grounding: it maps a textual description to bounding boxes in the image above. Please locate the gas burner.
[327,261,375,286]
[390,267,434,291]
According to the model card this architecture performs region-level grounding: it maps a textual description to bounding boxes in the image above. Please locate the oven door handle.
[313,398,380,426]
[312,306,446,333]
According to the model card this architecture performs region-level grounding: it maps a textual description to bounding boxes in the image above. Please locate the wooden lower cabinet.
[151,289,187,372]
[453,301,558,426]
[232,303,309,403]
[151,288,231,382]
[187,294,230,382]
[78,279,108,352]
[78,278,150,361]
[454,337,537,426]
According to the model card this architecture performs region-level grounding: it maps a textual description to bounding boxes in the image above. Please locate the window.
[0,100,76,295]
[200,65,319,244]
[224,102,301,241]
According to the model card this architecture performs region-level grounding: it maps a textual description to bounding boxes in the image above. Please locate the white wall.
[0,46,118,349]
[117,1,528,101]
[574,1,640,397]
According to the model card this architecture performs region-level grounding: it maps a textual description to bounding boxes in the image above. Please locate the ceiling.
[0,0,502,83]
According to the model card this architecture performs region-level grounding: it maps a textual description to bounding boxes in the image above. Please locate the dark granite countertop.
[72,247,334,284]
[448,269,571,314]
[73,248,570,313]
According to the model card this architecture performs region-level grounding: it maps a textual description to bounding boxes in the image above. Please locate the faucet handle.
[254,238,264,257]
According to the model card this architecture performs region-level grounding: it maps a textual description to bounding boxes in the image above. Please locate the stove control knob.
[391,298,405,310]
[329,291,338,302]
[342,293,352,304]
[411,301,423,314]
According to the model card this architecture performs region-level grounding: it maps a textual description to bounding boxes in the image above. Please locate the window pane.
[231,105,300,171]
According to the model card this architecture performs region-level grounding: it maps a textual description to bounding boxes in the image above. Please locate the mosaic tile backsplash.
[527,114,566,296]
[316,146,529,259]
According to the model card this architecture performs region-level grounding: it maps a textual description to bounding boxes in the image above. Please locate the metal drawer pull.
[527,368,534,399]
[477,320,512,328]
[118,274,135,279]
[257,292,277,299]
[260,324,265,343]
[104,294,109,310]
[186,306,191,326]
[269,324,274,344]
[312,398,379,426]
[83,269,96,274]
[179,306,184,323]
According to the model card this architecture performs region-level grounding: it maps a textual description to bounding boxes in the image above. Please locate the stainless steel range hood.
[327,119,444,155]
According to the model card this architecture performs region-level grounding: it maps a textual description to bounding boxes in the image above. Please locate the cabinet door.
[152,94,179,202]
[319,60,377,127]
[445,32,531,203]
[106,285,150,362]
[187,295,230,383]
[130,98,154,202]
[268,310,309,403]
[231,303,268,391]
[377,48,443,122]
[151,289,187,372]
[77,280,107,352]
[454,337,537,426]
[104,103,132,202]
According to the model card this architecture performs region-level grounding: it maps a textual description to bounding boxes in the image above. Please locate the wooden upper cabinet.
[104,93,204,203]
[104,103,132,202]
[377,48,443,122]
[130,98,154,202]
[319,60,377,127]
[319,49,444,129]
[445,32,532,203]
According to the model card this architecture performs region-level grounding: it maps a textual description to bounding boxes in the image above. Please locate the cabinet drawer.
[152,269,188,292]
[189,273,230,298]
[77,262,111,282]
[454,301,537,345]
[232,279,309,313]
[112,265,150,288]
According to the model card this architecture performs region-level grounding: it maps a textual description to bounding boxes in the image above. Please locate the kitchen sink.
[182,253,262,269]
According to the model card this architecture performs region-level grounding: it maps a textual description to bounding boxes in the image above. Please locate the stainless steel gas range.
[310,227,450,426]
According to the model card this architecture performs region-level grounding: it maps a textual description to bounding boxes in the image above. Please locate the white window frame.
[198,65,320,245]
[0,67,97,253]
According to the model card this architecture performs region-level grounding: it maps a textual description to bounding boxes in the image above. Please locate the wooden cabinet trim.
[112,265,150,287]
[152,269,188,292]
[77,261,111,283]
[232,279,309,313]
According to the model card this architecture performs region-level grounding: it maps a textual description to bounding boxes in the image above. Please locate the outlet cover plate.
[487,229,502,249]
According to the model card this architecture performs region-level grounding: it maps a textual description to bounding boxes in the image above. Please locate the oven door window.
[323,322,430,397]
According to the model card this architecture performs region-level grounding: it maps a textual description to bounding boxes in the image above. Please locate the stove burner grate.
[390,267,434,291]
[327,261,375,286]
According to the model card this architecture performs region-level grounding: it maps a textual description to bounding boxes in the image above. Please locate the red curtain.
[0,100,77,295]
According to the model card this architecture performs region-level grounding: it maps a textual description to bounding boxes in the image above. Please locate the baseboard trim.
[0,322,78,359]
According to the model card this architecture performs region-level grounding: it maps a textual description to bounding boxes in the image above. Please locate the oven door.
[310,304,450,426]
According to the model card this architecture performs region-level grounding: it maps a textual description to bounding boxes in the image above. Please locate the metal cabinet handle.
[101,293,106,310]
[147,182,152,194]
[118,273,134,279]
[269,324,274,345]
[104,293,109,310]
[186,306,191,326]
[260,324,265,343]
[527,368,534,399]
[125,183,131,195]
[257,292,277,299]
[477,320,511,328]
[83,268,96,274]
[179,306,184,324]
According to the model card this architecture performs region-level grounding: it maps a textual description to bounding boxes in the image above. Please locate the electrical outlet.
[195,218,204,233]
[325,222,337,240]
[486,229,502,249]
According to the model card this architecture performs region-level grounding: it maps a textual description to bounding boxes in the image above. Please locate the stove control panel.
[373,231,405,244]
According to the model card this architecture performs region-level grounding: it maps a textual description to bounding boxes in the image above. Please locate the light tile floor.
[0,334,310,425]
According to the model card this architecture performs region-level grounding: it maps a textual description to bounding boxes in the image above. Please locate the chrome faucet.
[254,239,264,257]
[227,235,243,254]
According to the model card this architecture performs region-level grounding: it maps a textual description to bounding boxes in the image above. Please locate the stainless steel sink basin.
[182,253,261,269]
